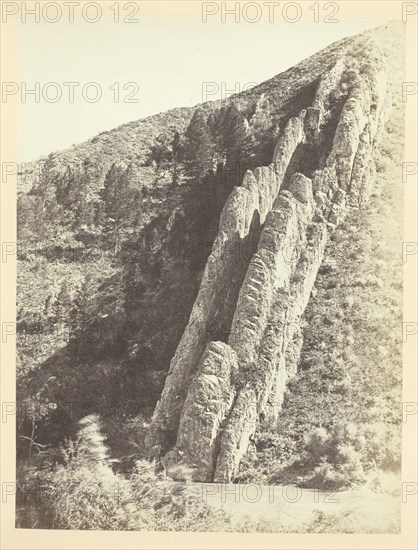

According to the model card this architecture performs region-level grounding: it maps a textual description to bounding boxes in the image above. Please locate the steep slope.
[149,36,391,481]
[16,23,404,485]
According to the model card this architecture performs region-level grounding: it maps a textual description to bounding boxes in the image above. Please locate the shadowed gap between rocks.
[281,93,349,191]
[158,209,263,455]
[207,210,263,344]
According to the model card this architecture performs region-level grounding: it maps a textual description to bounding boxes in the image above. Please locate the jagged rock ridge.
[149,36,390,482]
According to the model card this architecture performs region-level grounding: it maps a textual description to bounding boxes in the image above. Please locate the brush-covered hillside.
[16,22,404,531]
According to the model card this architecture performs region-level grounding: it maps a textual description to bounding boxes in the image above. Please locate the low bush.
[16,414,226,531]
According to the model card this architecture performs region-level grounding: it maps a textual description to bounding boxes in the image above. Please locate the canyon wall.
[149,40,389,482]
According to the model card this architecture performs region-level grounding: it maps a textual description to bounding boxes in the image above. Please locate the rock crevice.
[149,44,389,481]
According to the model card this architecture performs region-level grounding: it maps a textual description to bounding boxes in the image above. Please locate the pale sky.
[17,16,384,162]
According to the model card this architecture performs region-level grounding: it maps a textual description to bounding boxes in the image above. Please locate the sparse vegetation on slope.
[236,24,404,490]
[16,23,404,531]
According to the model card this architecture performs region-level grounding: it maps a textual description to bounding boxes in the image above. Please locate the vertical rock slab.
[169,341,239,480]
[213,174,321,481]
[150,112,307,452]
[327,81,370,191]
[213,387,258,483]
[149,41,390,481]
[228,174,315,368]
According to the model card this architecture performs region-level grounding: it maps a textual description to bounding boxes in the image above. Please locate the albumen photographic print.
[0,1,417,548]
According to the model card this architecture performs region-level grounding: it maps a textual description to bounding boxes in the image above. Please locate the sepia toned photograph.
[0,1,417,547]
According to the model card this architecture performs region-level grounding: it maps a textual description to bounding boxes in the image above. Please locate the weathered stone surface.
[171,341,239,480]
[150,40,390,481]
[150,108,307,453]
[288,172,315,205]
[213,386,258,483]
[272,112,306,164]
[261,227,328,422]
[215,185,328,480]
[327,82,370,191]
[304,107,321,138]
[228,173,315,369]
[312,59,345,119]
[326,65,386,197]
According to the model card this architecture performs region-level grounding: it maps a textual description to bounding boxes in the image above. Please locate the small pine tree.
[72,158,102,232]
[183,109,214,180]
[210,104,254,189]
[101,163,132,254]
[171,130,185,185]
[68,273,97,359]
[54,281,73,328]
[148,132,173,168]
[32,155,64,241]
[223,103,254,179]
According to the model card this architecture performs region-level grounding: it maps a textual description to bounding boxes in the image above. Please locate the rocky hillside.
[17,23,404,489]
[149,32,392,482]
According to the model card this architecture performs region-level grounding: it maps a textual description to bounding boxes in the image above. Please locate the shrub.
[17,414,226,531]
[37,414,131,530]
[298,422,400,490]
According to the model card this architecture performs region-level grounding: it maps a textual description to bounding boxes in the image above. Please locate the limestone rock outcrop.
[149,39,390,481]
[150,112,306,454]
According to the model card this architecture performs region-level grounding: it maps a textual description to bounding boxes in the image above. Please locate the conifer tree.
[209,104,254,190]
[148,132,173,168]
[74,159,102,231]
[222,103,254,182]
[171,131,184,185]
[54,281,73,327]
[101,163,132,254]
[183,109,214,180]
[32,155,67,242]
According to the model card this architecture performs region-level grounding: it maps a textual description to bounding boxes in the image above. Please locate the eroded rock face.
[214,387,258,483]
[149,112,307,453]
[169,341,239,481]
[149,42,389,481]
[213,176,327,481]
